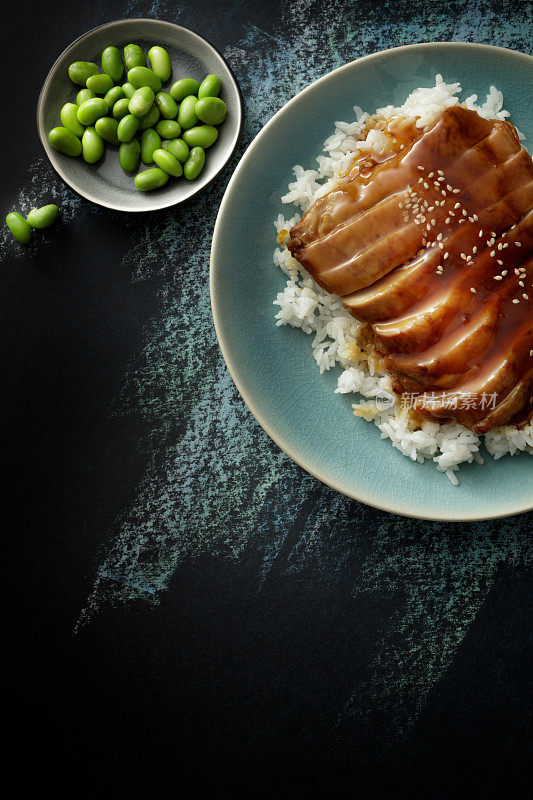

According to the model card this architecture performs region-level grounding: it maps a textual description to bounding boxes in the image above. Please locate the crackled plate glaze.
[211,43,533,520]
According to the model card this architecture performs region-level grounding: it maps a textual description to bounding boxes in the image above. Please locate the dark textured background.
[2,0,532,795]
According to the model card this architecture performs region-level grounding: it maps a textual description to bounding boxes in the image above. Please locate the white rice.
[273,75,532,484]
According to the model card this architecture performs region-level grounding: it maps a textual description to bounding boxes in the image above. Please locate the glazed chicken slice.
[287,106,533,432]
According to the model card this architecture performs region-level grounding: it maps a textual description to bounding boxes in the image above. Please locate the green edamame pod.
[76,88,96,106]
[155,119,181,139]
[124,44,146,70]
[6,212,31,243]
[138,105,160,130]
[134,167,169,191]
[183,125,218,148]
[95,116,120,145]
[117,114,140,143]
[164,138,189,163]
[198,74,221,98]
[112,98,130,120]
[86,73,114,95]
[170,78,200,102]
[153,148,182,177]
[101,46,124,83]
[82,126,104,163]
[77,98,108,125]
[183,146,205,180]
[148,46,172,82]
[48,127,82,157]
[104,85,124,110]
[177,95,198,130]
[26,204,59,229]
[60,102,85,137]
[195,97,227,126]
[68,61,99,86]
[127,66,162,92]
[122,82,136,99]
[119,139,141,172]
[140,128,161,164]
[155,91,178,120]
[129,86,155,117]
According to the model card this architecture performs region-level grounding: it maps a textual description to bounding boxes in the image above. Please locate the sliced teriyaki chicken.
[287,106,533,432]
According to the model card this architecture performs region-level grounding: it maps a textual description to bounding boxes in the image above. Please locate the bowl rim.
[37,17,244,213]
[210,41,533,522]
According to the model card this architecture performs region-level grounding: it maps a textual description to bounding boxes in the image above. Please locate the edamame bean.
[129,86,155,117]
[170,78,200,102]
[183,146,205,180]
[183,125,218,148]
[177,95,198,130]
[195,97,227,126]
[127,66,162,92]
[112,98,130,120]
[77,97,108,125]
[155,91,178,120]
[60,102,85,137]
[26,204,59,229]
[138,105,160,130]
[104,85,124,110]
[95,116,120,145]
[86,73,114,95]
[48,126,82,156]
[124,44,146,70]
[119,138,141,172]
[140,128,161,164]
[6,212,31,244]
[148,46,172,82]
[134,167,169,191]
[153,148,182,177]
[117,114,140,142]
[164,138,189,163]
[198,74,221,98]
[155,119,181,139]
[76,88,96,106]
[122,82,135,99]
[101,46,124,83]
[82,126,104,163]
[68,61,99,86]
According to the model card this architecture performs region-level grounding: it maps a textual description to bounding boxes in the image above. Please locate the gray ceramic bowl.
[37,18,242,212]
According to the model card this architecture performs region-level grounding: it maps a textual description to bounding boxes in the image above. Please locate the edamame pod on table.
[164,138,189,163]
[119,138,141,172]
[127,66,162,92]
[155,119,181,139]
[117,114,140,142]
[183,146,205,180]
[112,97,130,120]
[82,127,105,163]
[60,102,85,137]
[6,212,31,244]
[122,82,136,99]
[129,86,155,117]
[48,126,82,157]
[198,74,221,98]
[153,148,183,177]
[76,88,96,106]
[138,105,160,130]
[68,61,99,85]
[177,95,199,130]
[104,85,124,110]
[101,46,124,83]
[155,91,178,120]
[148,46,172,82]
[27,204,59,229]
[195,97,227,126]
[170,78,200,102]
[77,97,108,125]
[140,128,161,164]
[124,43,146,70]
[86,73,114,95]
[183,125,218,149]
[134,167,169,191]
[95,116,120,145]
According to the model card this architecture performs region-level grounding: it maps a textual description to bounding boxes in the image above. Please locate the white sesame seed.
[494,275,503,280]
[444,252,449,259]
[502,242,509,248]
[446,184,453,191]
[461,253,467,260]
[445,217,450,224]
[502,270,508,276]
[523,294,529,300]
[498,243,503,250]
[399,202,403,208]
[423,182,429,189]
[438,170,444,176]
[462,209,467,216]
[490,251,496,257]
[519,281,524,287]
[417,165,424,170]
[449,211,455,217]
[512,299,519,304]
[438,242,444,249]
[453,188,460,193]
[479,230,483,237]
[471,287,476,293]
[472,246,477,254]
[497,260,504,266]
[441,190,447,197]
[515,241,522,247]
[454,203,460,209]
[436,233,443,241]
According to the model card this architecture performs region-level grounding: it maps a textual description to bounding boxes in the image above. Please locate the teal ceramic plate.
[211,43,533,521]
